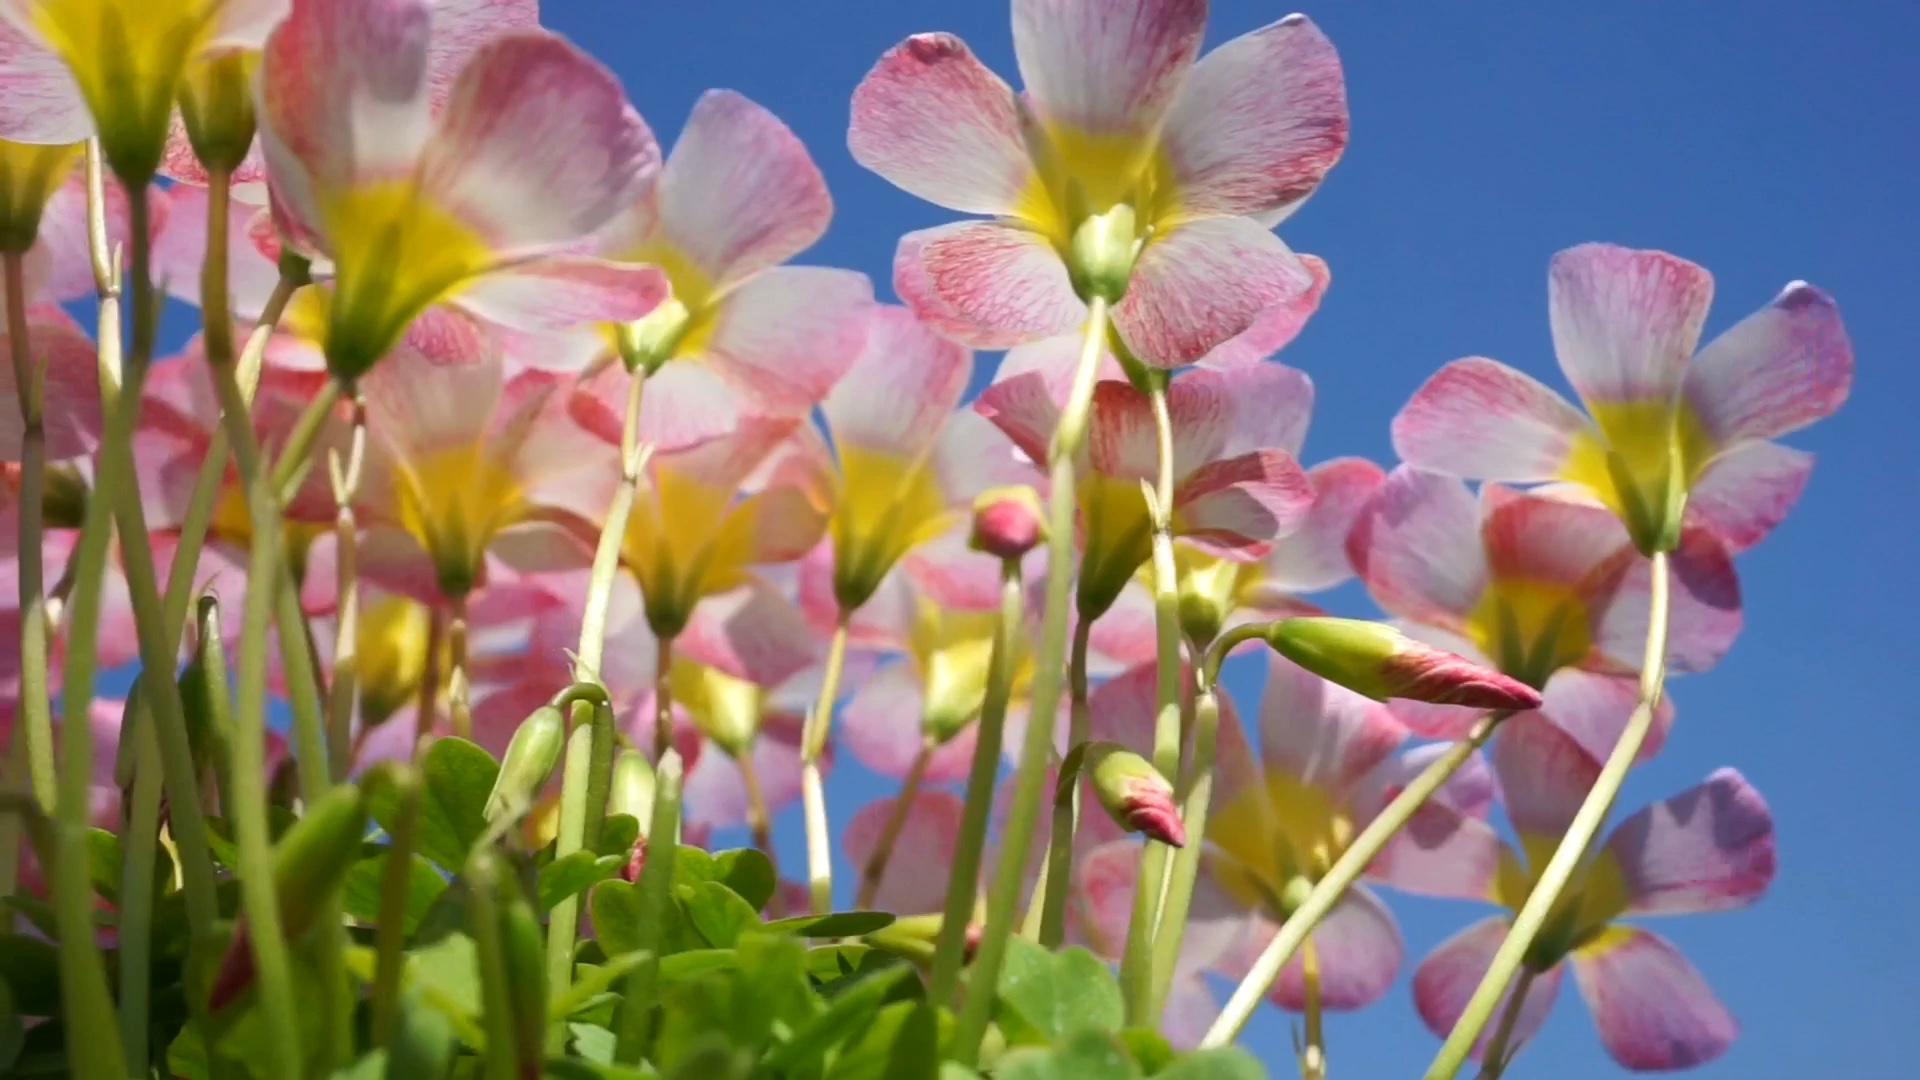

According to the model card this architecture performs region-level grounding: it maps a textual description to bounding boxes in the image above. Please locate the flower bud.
[620,833,649,884]
[486,706,566,823]
[1083,742,1185,847]
[178,50,258,176]
[1068,203,1141,304]
[1263,617,1543,710]
[970,485,1046,561]
[0,141,81,254]
[607,750,656,826]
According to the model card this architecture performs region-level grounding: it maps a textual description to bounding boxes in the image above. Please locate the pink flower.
[254,0,665,378]
[850,0,1346,365]
[843,789,966,915]
[564,90,873,442]
[1348,466,1743,762]
[1404,714,1774,1072]
[1394,243,1852,553]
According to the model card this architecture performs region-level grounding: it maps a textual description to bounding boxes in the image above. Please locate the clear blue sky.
[536,2,1919,1074]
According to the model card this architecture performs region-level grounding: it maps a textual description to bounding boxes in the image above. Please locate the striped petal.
[1175,449,1313,560]
[973,369,1061,466]
[426,0,539,111]
[1367,797,1501,902]
[1382,624,1495,741]
[1012,0,1205,139]
[1253,457,1384,596]
[1217,361,1313,460]
[1347,466,1488,627]
[1479,487,1635,605]
[841,662,979,785]
[893,221,1083,349]
[1595,525,1741,675]
[1413,917,1565,1059]
[0,305,99,460]
[1683,280,1852,450]
[1394,357,1593,481]
[993,330,1125,402]
[682,719,806,835]
[1549,243,1713,409]
[1225,885,1403,1011]
[1259,654,1405,794]
[842,790,963,915]
[1570,927,1737,1071]
[1534,667,1672,768]
[1196,254,1332,369]
[1604,767,1774,917]
[1113,216,1315,367]
[699,265,874,415]
[848,33,1034,215]
[153,182,284,318]
[676,579,820,689]
[1161,14,1348,218]
[0,20,89,143]
[821,304,970,461]
[1684,439,1813,552]
[457,256,667,334]
[1491,712,1602,841]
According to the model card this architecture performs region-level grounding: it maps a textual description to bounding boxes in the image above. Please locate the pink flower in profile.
[1394,243,1852,553]
[849,0,1347,366]
[977,361,1316,620]
[565,89,873,447]
[1405,714,1774,1072]
[1347,466,1744,763]
[254,0,665,379]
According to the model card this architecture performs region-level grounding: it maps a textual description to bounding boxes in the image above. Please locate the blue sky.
[536,1,1920,1074]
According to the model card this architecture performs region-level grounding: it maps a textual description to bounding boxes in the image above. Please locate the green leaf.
[595,814,641,859]
[328,1049,388,1080]
[995,1030,1141,1080]
[995,940,1123,1044]
[588,879,643,957]
[569,1022,617,1064]
[545,1057,659,1080]
[825,999,950,1080]
[386,990,457,1080]
[677,880,760,948]
[658,949,737,984]
[731,934,816,1047]
[548,952,652,1021]
[340,849,446,936]
[1154,1047,1266,1080]
[762,911,895,938]
[406,932,483,1023]
[1118,1029,1174,1075]
[538,850,625,912]
[370,737,498,870]
[709,848,775,911]
[0,935,58,1016]
[672,845,717,885]
[764,962,912,1072]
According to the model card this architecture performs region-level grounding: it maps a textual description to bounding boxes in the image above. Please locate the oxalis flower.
[1348,466,1743,763]
[850,0,1346,364]
[1404,714,1775,1072]
[255,0,665,380]
[1394,243,1853,554]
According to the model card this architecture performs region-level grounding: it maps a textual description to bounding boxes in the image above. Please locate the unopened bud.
[620,833,648,884]
[178,49,258,175]
[1083,742,1185,847]
[1068,203,1141,304]
[486,706,566,823]
[1263,617,1543,710]
[607,750,656,828]
[970,485,1046,561]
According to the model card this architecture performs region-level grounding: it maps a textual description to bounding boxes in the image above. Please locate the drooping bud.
[1068,203,1141,304]
[178,50,258,176]
[486,706,566,823]
[1262,617,1543,710]
[1082,742,1185,847]
[969,485,1046,561]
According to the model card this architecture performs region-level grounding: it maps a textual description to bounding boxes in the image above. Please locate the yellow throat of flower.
[1465,576,1593,688]
[829,446,950,611]
[393,442,527,598]
[622,466,756,637]
[1210,772,1357,919]
[321,180,492,378]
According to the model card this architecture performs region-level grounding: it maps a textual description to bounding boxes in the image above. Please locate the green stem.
[953,294,1109,1066]
[1031,616,1093,945]
[928,559,1023,1004]
[6,250,55,815]
[735,748,777,887]
[324,394,366,783]
[1147,672,1220,1017]
[576,368,648,684]
[266,377,344,505]
[1299,940,1326,1080]
[467,850,520,1080]
[1120,375,1184,1026]
[650,633,674,763]
[855,738,935,910]
[1424,550,1673,1080]
[1474,966,1538,1080]
[116,692,164,1075]
[1201,710,1510,1047]
[370,765,422,1048]
[275,568,332,801]
[544,703,616,1048]
[614,748,683,1065]
[799,616,850,915]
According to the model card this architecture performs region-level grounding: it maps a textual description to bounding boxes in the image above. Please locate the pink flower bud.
[620,833,648,884]
[969,485,1046,560]
[1084,742,1185,847]
[1264,617,1542,710]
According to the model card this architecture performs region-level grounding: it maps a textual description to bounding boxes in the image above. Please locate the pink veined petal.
[901,528,1011,613]
[426,0,541,112]
[457,256,667,336]
[352,526,445,605]
[36,167,147,305]
[1366,795,1503,901]
[675,579,820,689]
[1604,766,1775,917]
[1491,712,1603,841]
[0,19,89,143]
[1113,216,1316,368]
[1479,487,1635,603]
[160,107,272,194]
[1548,242,1713,408]
[1196,254,1332,369]
[1347,466,1489,626]
[993,331,1125,401]
[1254,457,1385,596]
[1085,579,1157,671]
[1223,885,1402,1012]
[1393,357,1594,481]
[893,221,1084,350]
[1595,525,1742,676]
[1684,439,1813,553]
[842,790,964,915]
[1216,362,1314,460]
[258,0,434,193]
[933,407,1044,506]
[973,369,1062,466]
[1684,280,1852,450]
[152,182,284,317]
[821,304,971,461]
[0,305,100,460]
[841,663,972,784]
[1570,927,1738,1072]
[1086,378,1170,482]
[1084,661,1159,753]
[567,360,741,455]
[1412,917,1565,1058]
[1012,0,1206,138]
[682,722,806,835]
[1160,13,1348,218]
[1175,449,1313,559]
[1383,623,1495,741]
[489,520,596,577]
[1259,654,1405,794]
[211,0,292,46]
[699,265,874,416]
[848,33,1034,215]
[418,30,656,251]
[655,89,829,289]
[1534,667,1672,768]
[360,307,503,457]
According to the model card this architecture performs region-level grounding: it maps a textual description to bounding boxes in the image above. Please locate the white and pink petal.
[893,221,1084,350]
[1570,927,1737,1071]
[1393,357,1593,482]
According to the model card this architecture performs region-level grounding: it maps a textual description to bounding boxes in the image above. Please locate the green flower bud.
[178,50,257,176]
[607,750,656,827]
[485,706,566,823]
[617,294,692,374]
[1262,617,1542,710]
[1082,741,1184,847]
[1068,203,1141,304]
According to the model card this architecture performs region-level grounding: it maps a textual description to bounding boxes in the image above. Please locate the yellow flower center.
[321,180,493,376]
[356,595,434,728]
[0,139,83,251]
[668,655,763,755]
[1560,399,1718,551]
[828,446,951,610]
[392,443,526,597]
[1210,772,1357,918]
[1014,123,1181,256]
[1465,577,1592,687]
[622,466,758,637]
[609,239,718,370]
[1494,834,1633,966]
[908,597,1032,742]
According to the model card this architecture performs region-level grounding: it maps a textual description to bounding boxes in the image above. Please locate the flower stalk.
[615,748,684,1064]
[1030,616,1094,945]
[370,764,422,1049]
[1475,966,1539,1080]
[5,249,54,815]
[856,738,935,910]
[800,614,851,914]
[577,368,650,684]
[326,395,368,782]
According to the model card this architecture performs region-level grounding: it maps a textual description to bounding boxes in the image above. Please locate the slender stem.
[614,748,683,1065]
[650,634,674,762]
[0,733,23,898]
[415,605,446,751]
[447,591,472,740]
[5,251,54,814]
[545,702,616,1048]
[1474,966,1538,1080]
[1032,617,1094,945]
[274,568,331,800]
[325,395,367,783]
[929,559,1023,1004]
[856,739,935,910]
[1148,668,1222,1017]
[1202,711,1510,1047]
[467,851,520,1080]
[799,616,851,914]
[1424,550,1673,1080]
[576,368,648,683]
[370,765,422,1048]
[1121,376,1185,1026]
[954,295,1110,1066]
[229,471,303,1078]
[1299,940,1326,1080]
[735,749,777,888]
[266,378,344,504]
[116,694,164,1075]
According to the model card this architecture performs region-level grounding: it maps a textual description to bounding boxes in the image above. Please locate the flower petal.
[848,33,1033,216]
[1347,466,1488,626]
[1225,885,1403,1011]
[1412,917,1565,1057]
[0,305,100,460]
[1684,439,1813,553]
[1012,0,1205,138]
[700,265,873,415]
[683,721,806,835]
[1491,712,1602,841]
[1113,217,1315,368]
[1195,255,1332,369]
[1382,623,1494,741]
[153,182,285,318]
[1604,767,1774,916]
[677,579,821,689]
[1549,243,1713,408]
[1683,281,1851,449]
[1394,357,1593,481]
[457,256,667,334]
[1217,362,1314,460]
[973,369,1061,466]
[1570,927,1737,1071]
[419,30,656,250]
[1533,667,1672,768]
[0,20,90,143]
[894,222,1083,349]
[1595,525,1742,675]
[821,304,970,461]
[842,790,963,915]
[1174,450,1314,559]
[426,0,540,111]
[841,662,982,786]
[933,407,1044,506]
[1252,457,1384,597]
[1161,14,1348,218]
[993,331,1126,402]
[1258,654,1405,794]
[1367,797,1502,901]
[656,90,829,289]
[359,308,501,459]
